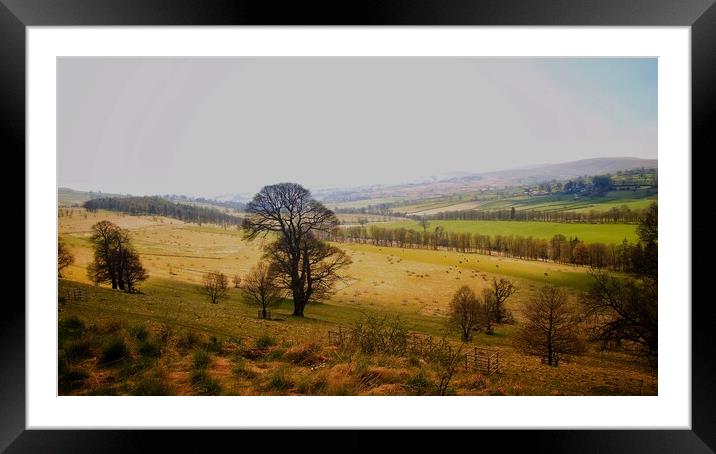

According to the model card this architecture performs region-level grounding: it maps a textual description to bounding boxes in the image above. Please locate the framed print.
[5,0,712,451]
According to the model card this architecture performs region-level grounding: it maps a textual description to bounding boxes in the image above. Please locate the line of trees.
[419,204,648,224]
[329,216,657,274]
[87,220,148,292]
[83,196,242,227]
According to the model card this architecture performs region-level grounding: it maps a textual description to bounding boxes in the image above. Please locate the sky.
[58,57,657,198]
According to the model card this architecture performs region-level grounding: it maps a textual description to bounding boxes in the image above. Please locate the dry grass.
[57,210,656,396]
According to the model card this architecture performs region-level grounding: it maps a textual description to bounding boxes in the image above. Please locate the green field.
[379,219,638,243]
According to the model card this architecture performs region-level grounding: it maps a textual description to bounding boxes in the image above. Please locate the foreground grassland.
[58,209,656,396]
[379,220,638,244]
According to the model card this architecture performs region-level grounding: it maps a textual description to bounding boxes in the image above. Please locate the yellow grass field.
[58,209,656,396]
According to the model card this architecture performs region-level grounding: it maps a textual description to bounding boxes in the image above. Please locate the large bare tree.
[243,262,282,319]
[514,285,585,367]
[87,220,147,292]
[242,183,351,316]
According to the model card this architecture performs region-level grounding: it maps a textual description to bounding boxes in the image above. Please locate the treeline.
[422,204,647,224]
[163,194,245,211]
[329,224,654,273]
[83,196,242,227]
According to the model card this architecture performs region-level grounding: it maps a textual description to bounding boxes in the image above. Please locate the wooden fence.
[465,347,500,375]
[62,288,86,303]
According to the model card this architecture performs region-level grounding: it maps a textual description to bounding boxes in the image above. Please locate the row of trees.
[86,221,148,292]
[330,225,654,274]
[201,263,283,320]
[420,204,648,224]
[83,196,242,227]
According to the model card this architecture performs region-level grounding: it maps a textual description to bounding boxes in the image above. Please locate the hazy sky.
[58,57,657,198]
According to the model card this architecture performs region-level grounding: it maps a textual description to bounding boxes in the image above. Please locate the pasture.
[58,209,655,396]
[378,219,639,243]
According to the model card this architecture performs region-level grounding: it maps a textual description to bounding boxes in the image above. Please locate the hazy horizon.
[58,57,657,198]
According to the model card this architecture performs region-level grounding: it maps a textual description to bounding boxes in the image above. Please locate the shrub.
[59,316,85,344]
[404,370,433,395]
[283,343,323,366]
[191,370,222,395]
[255,334,276,349]
[177,332,201,350]
[99,337,129,365]
[232,358,256,379]
[128,325,149,341]
[63,339,93,363]
[138,338,163,358]
[132,377,175,396]
[193,350,212,369]
[264,368,294,392]
[205,336,222,353]
[58,367,89,393]
[348,314,408,356]
[265,348,286,361]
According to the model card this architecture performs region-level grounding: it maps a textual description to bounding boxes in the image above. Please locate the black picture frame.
[5,0,710,451]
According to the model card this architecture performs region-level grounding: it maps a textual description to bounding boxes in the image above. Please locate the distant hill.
[58,187,128,207]
[316,157,657,203]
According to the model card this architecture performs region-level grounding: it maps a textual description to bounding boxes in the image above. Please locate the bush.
[193,350,212,369]
[138,338,163,358]
[255,334,276,349]
[63,339,93,363]
[232,358,256,379]
[264,368,294,392]
[205,336,222,353]
[404,370,433,395]
[58,367,89,393]
[128,325,149,341]
[177,331,201,350]
[99,337,129,365]
[59,316,85,344]
[132,377,175,396]
[284,343,323,366]
[191,370,222,395]
[349,314,409,355]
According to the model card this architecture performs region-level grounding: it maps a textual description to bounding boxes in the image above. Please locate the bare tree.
[490,278,517,323]
[448,285,481,341]
[202,271,228,304]
[232,274,242,288]
[242,183,352,316]
[58,241,75,278]
[479,289,499,335]
[514,285,585,366]
[581,269,657,365]
[243,262,282,319]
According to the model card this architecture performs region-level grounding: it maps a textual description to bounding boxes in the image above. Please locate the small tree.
[232,274,242,288]
[243,262,282,319]
[490,278,517,324]
[419,216,430,234]
[448,286,481,341]
[514,285,585,366]
[202,271,228,304]
[58,241,75,278]
[479,289,499,335]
